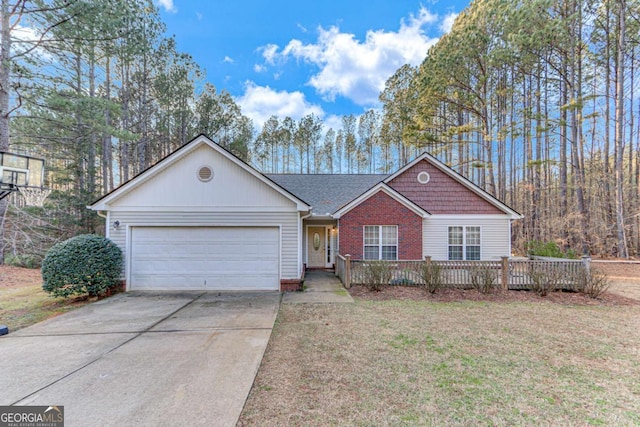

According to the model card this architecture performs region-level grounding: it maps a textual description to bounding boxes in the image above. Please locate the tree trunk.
[102,56,113,192]
[615,0,628,258]
[0,0,11,152]
[0,0,14,264]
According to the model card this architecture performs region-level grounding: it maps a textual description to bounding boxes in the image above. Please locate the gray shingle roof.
[266,174,387,215]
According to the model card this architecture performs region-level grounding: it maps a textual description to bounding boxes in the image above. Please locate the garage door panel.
[132,241,278,254]
[133,260,278,275]
[130,227,279,291]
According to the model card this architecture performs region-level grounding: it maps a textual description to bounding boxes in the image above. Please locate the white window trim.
[363,225,398,260]
[448,226,481,260]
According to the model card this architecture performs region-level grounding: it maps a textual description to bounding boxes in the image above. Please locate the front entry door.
[308,227,326,268]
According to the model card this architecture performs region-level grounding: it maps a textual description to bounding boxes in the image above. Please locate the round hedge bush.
[42,234,123,298]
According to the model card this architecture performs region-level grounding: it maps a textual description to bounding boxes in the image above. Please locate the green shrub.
[469,263,498,294]
[420,262,442,294]
[42,234,123,298]
[525,240,577,259]
[5,253,41,268]
[363,261,392,292]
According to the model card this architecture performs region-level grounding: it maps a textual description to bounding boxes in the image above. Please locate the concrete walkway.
[282,270,353,303]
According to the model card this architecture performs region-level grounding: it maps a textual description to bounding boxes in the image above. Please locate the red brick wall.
[280,279,302,292]
[388,160,503,214]
[339,191,422,260]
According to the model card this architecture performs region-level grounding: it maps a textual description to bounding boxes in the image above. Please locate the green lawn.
[239,299,640,426]
[0,284,92,331]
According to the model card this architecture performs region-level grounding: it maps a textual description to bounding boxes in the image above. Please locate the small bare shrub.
[572,268,610,298]
[363,261,392,292]
[469,263,498,294]
[420,262,442,294]
[528,264,563,296]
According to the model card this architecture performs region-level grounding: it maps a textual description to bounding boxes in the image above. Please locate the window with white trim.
[363,225,397,260]
[448,226,481,260]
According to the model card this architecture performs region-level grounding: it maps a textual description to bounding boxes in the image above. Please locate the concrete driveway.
[0,291,280,426]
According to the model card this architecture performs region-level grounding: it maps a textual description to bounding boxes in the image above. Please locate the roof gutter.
[310,213,334,220]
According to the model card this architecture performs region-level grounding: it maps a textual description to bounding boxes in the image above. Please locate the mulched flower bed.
[348,285,639,306]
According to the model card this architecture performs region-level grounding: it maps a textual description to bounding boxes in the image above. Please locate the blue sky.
[157,0,468,131]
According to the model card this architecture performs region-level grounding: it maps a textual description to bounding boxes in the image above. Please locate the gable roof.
[333,182,430,219]
[384,152,523,219]
[89,134,311,211]
[266,174,386,216]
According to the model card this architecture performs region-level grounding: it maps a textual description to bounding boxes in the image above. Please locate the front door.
[307,226,326,268]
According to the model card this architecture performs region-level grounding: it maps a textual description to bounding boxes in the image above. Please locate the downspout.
[95,210,109,239]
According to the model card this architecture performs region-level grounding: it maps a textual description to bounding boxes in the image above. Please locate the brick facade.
[388,160,503,214]
[338,191,423,260]
[280,279,302,292]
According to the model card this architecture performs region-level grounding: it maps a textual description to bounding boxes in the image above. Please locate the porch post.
[501,256,509,290]
[345,254,351,289]
[581,256,591,283]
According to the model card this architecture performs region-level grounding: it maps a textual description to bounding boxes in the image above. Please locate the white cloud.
[157,0,176,13]
[258,7,442,107]
[322,114,344,134]
[260,44,280,65]
[254,64,267,73]
[223,56,234,64]
[440,13,458,34]
[12,25,52,61]
[236,82,325,130]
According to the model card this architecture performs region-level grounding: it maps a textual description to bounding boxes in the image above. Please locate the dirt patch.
[592,261,640,301]
[0,265,42,289]
[592,260,640,278]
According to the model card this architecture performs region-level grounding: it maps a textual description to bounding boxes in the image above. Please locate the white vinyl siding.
[363,225,398,260]
[111,144,296,209]
[108,211,299,281]
[424,216,511,261]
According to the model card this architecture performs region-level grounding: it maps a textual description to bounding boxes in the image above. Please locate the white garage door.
[130,227,279,291]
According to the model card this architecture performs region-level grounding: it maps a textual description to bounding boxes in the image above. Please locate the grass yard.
[240,283,640,425]
[0,265,91,332]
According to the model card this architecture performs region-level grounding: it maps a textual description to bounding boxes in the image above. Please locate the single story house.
[89,134,522,292]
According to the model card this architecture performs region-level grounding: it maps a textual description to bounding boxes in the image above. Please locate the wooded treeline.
[254,0,640,258]
[1,0,253,262]
[410,0,640,258]
[2,0,639,262]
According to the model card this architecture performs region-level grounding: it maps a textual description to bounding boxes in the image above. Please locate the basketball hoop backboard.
[0,151,49,205]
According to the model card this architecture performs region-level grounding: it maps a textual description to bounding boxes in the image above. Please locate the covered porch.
[303,219,338,270]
